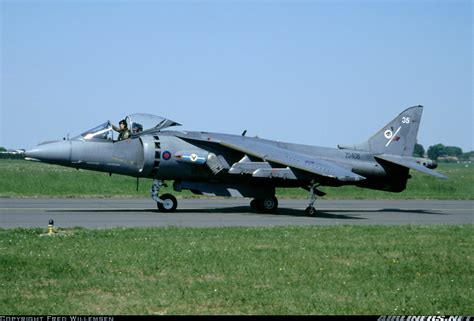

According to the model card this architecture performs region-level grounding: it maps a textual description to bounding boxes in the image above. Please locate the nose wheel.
[151,179,178,212]
[157,193,178,212]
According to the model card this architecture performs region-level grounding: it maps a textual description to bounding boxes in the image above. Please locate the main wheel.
[258,196,278,213]
[157,193,178,212]
[305,206,317,217]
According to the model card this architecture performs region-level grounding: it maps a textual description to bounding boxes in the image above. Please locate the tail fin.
[339,105,423,156]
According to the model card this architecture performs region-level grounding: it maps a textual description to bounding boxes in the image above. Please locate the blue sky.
[1,0,472,152]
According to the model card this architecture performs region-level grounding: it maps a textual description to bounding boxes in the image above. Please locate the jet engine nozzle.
[24,141,71,166]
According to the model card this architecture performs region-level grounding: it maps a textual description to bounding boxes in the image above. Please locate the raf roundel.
[384,130,393,139]
[162,151,172,161]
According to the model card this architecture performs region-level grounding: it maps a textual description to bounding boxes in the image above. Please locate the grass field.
[0,159,472,199]
[0,225,472,315]
[1,160,472,314]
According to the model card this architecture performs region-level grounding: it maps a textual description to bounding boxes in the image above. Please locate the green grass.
[0,159,472,199]
[0,159,185,198]
[0,225,472,314]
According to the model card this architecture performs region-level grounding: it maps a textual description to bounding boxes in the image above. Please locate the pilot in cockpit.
[112,119,131,141]
[132,123,143,134]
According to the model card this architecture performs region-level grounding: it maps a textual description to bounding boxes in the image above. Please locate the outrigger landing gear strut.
[305,180,326,216]
[151,179,178,212]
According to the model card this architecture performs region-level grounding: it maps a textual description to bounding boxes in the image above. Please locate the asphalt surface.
[0,198,472,228]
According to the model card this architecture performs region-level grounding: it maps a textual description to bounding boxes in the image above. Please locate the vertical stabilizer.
[339,106,423,156]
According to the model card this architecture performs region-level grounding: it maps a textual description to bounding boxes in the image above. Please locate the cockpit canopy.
[77,114,181,141]
[126,113,181,135]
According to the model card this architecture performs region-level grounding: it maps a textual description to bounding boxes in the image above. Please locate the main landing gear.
[305,182,326,217]
[250,196,279,213]
[151,179,178,212]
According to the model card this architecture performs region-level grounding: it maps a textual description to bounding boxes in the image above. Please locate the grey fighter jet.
[24,106,446,215]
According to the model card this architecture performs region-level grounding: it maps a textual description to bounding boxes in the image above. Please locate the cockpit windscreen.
[79,122,113,140]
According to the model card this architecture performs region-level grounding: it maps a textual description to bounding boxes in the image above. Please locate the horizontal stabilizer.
[375,154,447,179]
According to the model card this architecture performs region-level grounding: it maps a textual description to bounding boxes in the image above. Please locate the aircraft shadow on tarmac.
[47,206,446,219]
[178,207,367,219]
[47,206,360,219]
[372,208,447,215]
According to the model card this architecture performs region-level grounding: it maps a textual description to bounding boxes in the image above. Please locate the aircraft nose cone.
[25,141,71,165]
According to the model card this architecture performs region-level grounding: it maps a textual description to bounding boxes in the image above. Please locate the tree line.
[0,147,24,159]
[414,143,472,161]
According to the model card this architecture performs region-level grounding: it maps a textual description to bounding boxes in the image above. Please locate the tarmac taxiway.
[0,198,472,228]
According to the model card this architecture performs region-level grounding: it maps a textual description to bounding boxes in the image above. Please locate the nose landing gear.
[151,179,178,212]
[157,193,178,212]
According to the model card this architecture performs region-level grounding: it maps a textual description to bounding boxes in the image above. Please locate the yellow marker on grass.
[48,219,56,235]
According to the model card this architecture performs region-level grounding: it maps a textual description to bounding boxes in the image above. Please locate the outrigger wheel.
[157,193,178,212]
[305,206,317,217]
[304,181,325,217]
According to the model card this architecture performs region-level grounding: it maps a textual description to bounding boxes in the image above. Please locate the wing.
[177,132,365,182]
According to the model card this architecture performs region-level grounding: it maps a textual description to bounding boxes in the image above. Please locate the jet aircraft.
[24,106,446,215]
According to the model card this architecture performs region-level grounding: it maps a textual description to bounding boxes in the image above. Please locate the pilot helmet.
[119,119,127,127]
[132,123,143,133]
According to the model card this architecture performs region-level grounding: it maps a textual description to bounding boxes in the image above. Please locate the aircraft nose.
[25,140,71,165]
